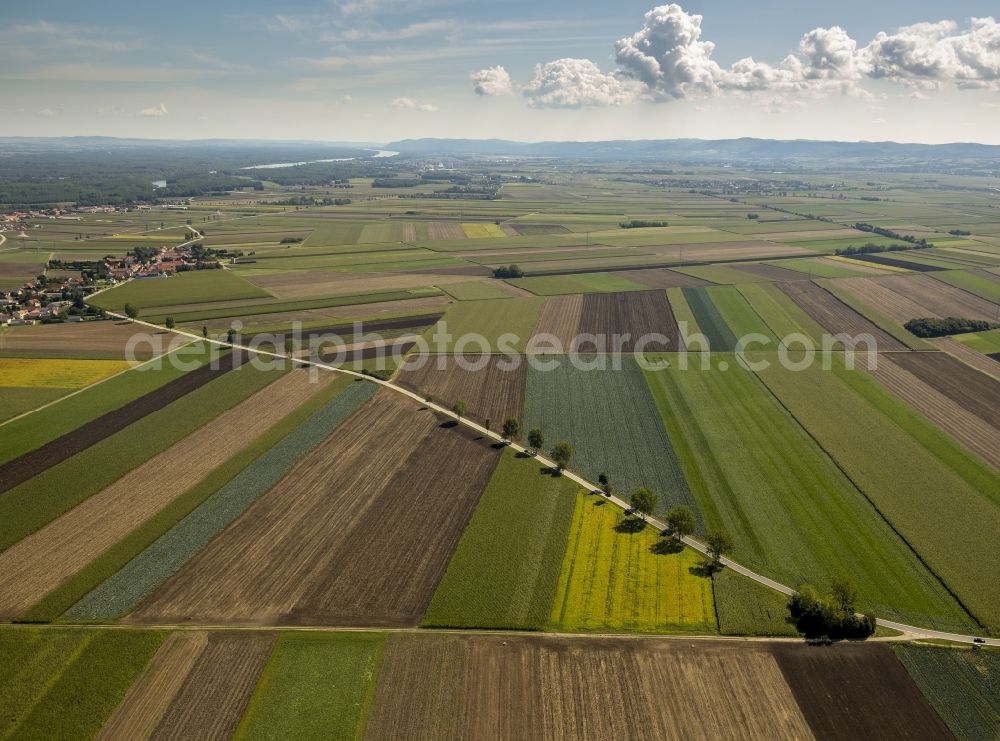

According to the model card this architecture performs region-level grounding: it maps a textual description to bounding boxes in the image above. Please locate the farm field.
[754,357,1000,633]
[550,492,717,633]
[524,359,695,516]
[893,645,1000,741]
[128,391,500,626]
[422,297,543,352]
[394,354,525,426]
[642,355,970,627]
[422,448,578,630]
[0,320,160,359]
[90,270,270,312]
[0,357,129,388]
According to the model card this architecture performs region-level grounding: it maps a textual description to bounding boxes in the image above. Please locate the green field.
[0,343,212,466]
[90,269,270,311]
[236,632,384,741]
[682,287,737,350]
[549,492,717,633]
[953,327,1000,353]
[642,356,970,629]
[705,285,779,345]
[440,281,513,300]
[711,568,798,636]
[0,387,69,423]
[930,270,1000,303]
[0,361,288,553]
[424,297,543,352]
[736,282,827,344]
[893,645,1000,741]
[755,356,1000,633]
[524,359,695,517]
[422,448,579,630]
[0,626,163,740]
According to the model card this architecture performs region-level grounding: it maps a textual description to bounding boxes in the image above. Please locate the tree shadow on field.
[650,537,684,555]
[515,450,533,459]
[614,516,646,534]
[440,420,458,429]
[689,560,721,579]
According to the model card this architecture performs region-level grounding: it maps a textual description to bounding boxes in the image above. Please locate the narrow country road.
[76,303,1000,647]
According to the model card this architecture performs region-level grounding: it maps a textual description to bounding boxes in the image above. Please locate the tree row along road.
[79,303,999,646]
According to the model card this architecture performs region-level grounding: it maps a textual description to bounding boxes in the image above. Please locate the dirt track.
[128,391,501,626]
[0,369,331,618]
[0,351,246,495]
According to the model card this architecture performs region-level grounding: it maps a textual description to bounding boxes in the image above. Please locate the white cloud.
[476,5,1000,108]
[522,58,644,108]
[390,96,437,111]
[613,4,722,99]
[138,102,168,117]
[37,108,55,118]
[471,66,513,96]
[97,105,125,115]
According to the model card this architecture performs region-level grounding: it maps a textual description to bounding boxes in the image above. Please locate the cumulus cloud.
[471,65,514,96]
[390,96,438,111]
[613,4,722,98]
[522,58,644,108]
[138,102,168,117]
[475,4,1000,108]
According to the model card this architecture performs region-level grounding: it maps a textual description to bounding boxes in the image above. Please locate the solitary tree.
[550,441,573,471]
[630,488,657,519]
[527,428,544,454]
[597,472,612,498]
[665,505,696,542]
[501,417,520,442]
[201,325,209,338]
[226,328,238,345]
[705,528,734,566]
[165,317,175,330]
[452,399,468,419]
[484,418,492,432]
[123,303,138,320]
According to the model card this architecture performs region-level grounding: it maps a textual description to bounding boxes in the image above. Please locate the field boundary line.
[83,304,1000,646]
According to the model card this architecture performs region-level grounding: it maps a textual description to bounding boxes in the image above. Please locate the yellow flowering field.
[549,493,717,633]
[461,222,506,239]
[0,358,131,388]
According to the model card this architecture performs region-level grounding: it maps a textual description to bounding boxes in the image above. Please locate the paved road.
[79,303,1000,647]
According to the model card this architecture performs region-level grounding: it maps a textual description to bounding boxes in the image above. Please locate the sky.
[1,0,999,144]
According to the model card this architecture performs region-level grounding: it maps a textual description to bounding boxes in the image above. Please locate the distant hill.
[386,137,1000,165]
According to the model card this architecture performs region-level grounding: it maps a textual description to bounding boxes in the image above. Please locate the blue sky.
[2,1,999,143]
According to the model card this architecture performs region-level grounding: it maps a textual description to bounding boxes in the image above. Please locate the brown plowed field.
[0,369,331,618]
[931,337,1000,379]
[777,281,907,350]
[626,268,712,289]
[426,222,466,240]
[363,634,814,741]
[835,277,943,323]
[771,642,953,741]
[129,390,501,626]
[395,355,526,425]
[150,632,275,741]
[646,240,809,261]
[734,263,808,282]
[577,290,681,352]
[0,351,246,495]
[878,273,1000,322]
[96,632,208,741]
[534,295,584,348]
[0,320,155,359]
[888,351,1000,429]
[867,355,1000,470]
[401,264,493,276]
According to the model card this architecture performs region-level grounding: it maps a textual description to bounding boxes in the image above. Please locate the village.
[0,241,212,326]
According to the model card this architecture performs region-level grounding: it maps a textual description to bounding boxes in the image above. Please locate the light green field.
[422,448,579,630]
[424,297,543,352]
[90,270,270,311]
[755,356,1000,634]
[712,568,798,636]
[236,632,384,741]
[643,355,973,630]
[930,270,1000,303]
[705,285,779,345]
[952,327,1000,353]
[440,281,513,300]
[549,492,717,633]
